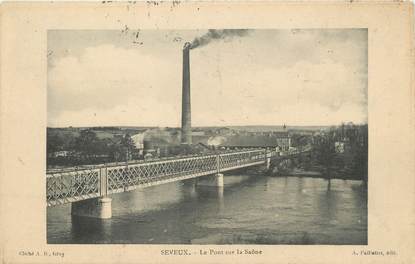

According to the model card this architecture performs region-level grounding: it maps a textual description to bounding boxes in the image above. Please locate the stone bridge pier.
[268,150,312,174]
[71,197,112,219]
[71,167,112,219]
[266,157,271,170]
[196,173,224,187]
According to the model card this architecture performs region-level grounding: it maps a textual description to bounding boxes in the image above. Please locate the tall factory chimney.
[181,42,192,144]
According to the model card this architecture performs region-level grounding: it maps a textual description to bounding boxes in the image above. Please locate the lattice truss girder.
[46,150,267,205]
[46,169,99,203]
[107,155,218,191]
[219,151,264,168]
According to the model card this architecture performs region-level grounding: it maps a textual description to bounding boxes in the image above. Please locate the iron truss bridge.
[46,148,310,206]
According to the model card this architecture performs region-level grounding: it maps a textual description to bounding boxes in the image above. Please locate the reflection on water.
[47,175,367,244]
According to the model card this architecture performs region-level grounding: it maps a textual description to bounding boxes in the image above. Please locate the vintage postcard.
[0,1,413,264]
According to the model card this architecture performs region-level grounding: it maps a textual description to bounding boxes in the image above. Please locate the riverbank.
[269,167,366,181]
[283,168,322,177]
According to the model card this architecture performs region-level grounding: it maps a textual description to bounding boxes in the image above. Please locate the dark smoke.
[190,29,250,49]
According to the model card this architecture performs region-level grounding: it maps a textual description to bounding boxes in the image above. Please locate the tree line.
[47,129,137,167]
[312,123,368,181]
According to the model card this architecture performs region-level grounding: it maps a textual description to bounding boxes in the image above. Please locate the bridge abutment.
[197,173,224,187]
[71,197,112,219]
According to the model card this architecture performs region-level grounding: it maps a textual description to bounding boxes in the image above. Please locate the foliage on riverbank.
[270,123,368,181]
[47,128,137,167]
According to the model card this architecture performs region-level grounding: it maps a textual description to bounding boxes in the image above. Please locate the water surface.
[47,175,367,244]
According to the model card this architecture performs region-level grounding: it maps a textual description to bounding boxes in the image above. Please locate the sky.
[47,29,367,127]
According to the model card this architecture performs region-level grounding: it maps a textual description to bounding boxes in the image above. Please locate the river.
[47,174,367,244]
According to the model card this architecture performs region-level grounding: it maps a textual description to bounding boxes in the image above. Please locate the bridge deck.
[46,147,311,206]
[46,149,268,206]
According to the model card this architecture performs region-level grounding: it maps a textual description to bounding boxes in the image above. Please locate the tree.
[314,136,336,178]
[47,132,64,155]
[351,125,368,181]
[121,134,136,161]
[73,129,100,158]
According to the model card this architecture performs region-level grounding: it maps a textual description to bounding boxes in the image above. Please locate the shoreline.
[269,168,366,181]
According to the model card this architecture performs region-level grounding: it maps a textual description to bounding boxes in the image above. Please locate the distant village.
[47,123,367,173]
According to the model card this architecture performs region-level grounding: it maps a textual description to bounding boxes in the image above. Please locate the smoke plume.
[190,29,250,49]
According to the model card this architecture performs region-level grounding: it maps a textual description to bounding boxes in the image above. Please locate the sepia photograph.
[1,2,414,264]
[46,28,368,245]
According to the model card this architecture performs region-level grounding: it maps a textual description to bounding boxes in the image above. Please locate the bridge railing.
[46,149,267,206]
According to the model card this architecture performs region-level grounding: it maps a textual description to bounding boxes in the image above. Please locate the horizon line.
[47,123,368,129]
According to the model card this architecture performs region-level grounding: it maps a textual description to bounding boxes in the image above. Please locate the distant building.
[216,131,291,150]
[50,150,70,158]
[191,131,205,136]
[274,132,291,151]
[289,130,314,136]
[131,133,145,149]
[214,127,234,135]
